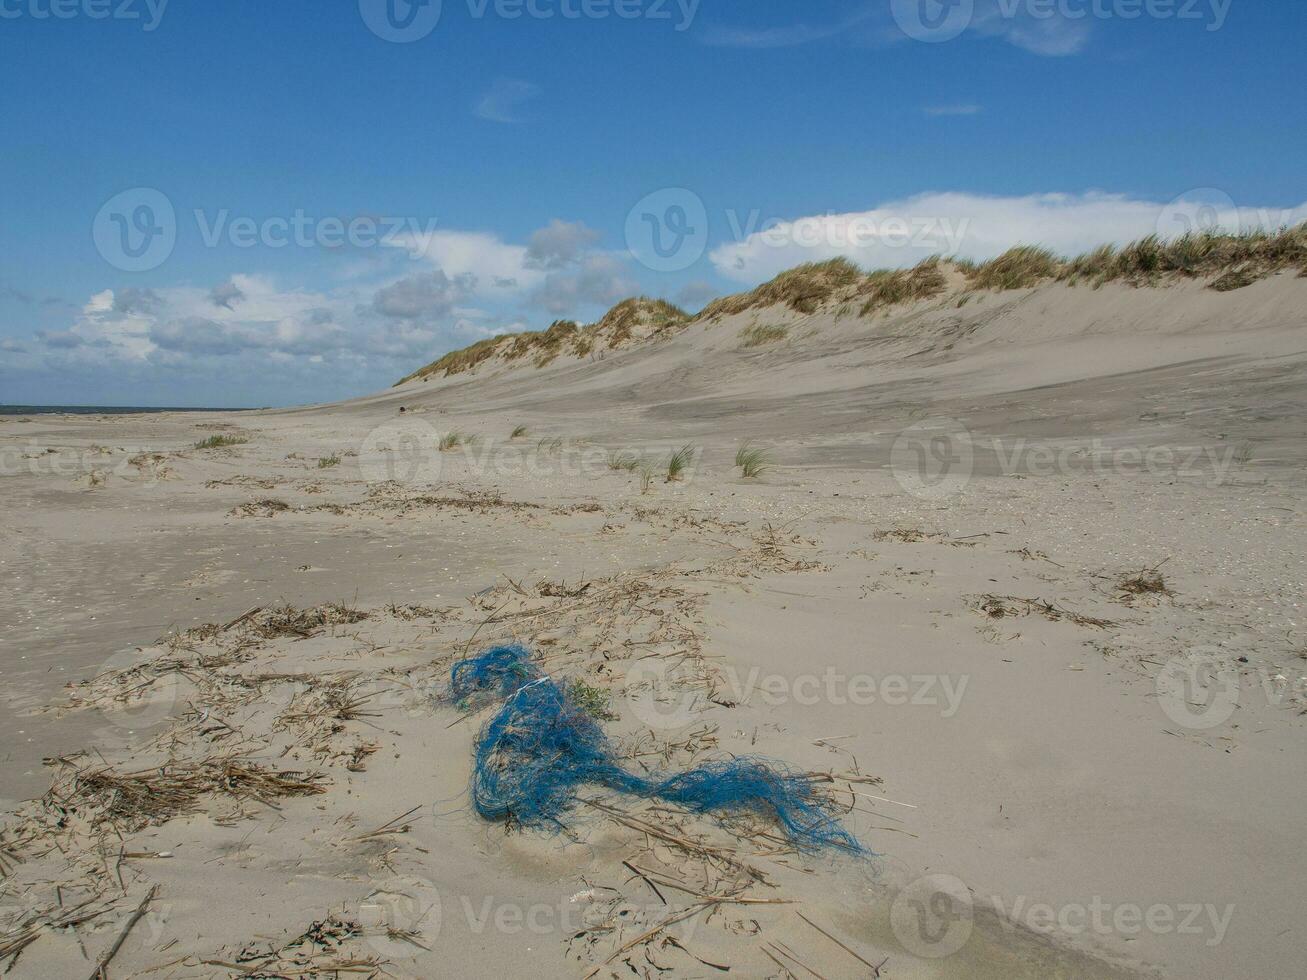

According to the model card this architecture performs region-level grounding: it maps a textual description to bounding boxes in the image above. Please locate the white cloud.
[525,219,602,270]
[710,191,1307,283]
[972,2,1094,55]
[530,254,637,316]
[699,1,878,48]
[396,230,545,294]
[474,77,540,124]
[674,280,720,311]
[702,1,1097,56]
[924,104,982,117]
[209,279,247,310]
[7,219,647,394]
[372,271,471,320]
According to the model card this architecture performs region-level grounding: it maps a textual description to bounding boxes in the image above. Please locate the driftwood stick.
[88,884,157,980]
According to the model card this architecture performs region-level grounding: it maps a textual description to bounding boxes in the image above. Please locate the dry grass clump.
[396,334,509,383]
[397,298,689,382]
[1117,566,1173,598]
[968,231,1307,292]
[665,444,697,482]
[874,527,929,543]
[194,434,249,450]
[594,297,689,347]
[1210,267,1262,292]
[505,319,579,366]
[1109,226,1307,286]
[967,246,1062,291]
[217,916,386,977]
[511,424,529,438]
[230,498,292,518]
[974,594,1114,629]
[250,603,369,640]
[317,454,341,469]
[42,756,326,834]
[858,256,948,315]
[740,324,789,348]
[700,258,863,319]
[734,441,769,478]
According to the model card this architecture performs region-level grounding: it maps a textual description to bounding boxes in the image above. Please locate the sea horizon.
[0,404,255,416]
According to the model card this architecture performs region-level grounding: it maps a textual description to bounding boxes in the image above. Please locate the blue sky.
[1,0,1304,407]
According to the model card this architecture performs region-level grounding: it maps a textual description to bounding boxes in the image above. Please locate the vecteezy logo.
[623,659,699,730]
[358,878,443,957]
[890,874,974,959]
[360,418,442,485]
[891,0,975,43]
[93,646,183,731]
[93,188,176,272]
[890,418,974,500]
[358,0,443,42]
[1156,647,1240,730]
[1156,188,1240,240]
[625,188,709,273]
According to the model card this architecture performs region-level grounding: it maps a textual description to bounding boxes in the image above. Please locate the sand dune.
[1,269,1304,978]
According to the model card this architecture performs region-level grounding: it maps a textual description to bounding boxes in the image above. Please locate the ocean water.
[0,405,250,416]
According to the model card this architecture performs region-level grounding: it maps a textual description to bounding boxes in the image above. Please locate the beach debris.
[1117,563,1174,600]
[447,645,864,854]
[42,755,326,835]
[229,497,291,518]
[973,594,1115,629]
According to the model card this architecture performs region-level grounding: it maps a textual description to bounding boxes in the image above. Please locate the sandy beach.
[1,267,1304,978]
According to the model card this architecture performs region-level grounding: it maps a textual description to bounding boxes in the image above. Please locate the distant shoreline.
[0,404,255,416]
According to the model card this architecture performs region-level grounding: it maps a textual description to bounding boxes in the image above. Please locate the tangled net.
[448,645,862,854]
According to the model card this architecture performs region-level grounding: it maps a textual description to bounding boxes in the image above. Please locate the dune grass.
[665,444,697,482]
[966,246,1062,291]
[317,455,340,469]
[734,441,770,478]
[194,434,248,450]
[983,226,1307,291]
[596,297,689,347]
[700,258,863,319]
[511,424,529,439]
[607,451,642,472]
[859,256,949,315]
[740,324,789,348]
[396,224,1307,385]
[439,432,475,452]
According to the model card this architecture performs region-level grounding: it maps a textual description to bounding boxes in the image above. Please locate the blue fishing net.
[447,644,863,854]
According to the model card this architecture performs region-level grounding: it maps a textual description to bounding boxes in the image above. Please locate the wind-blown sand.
[1,272,1304,978]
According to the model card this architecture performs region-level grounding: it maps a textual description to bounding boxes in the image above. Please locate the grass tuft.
[740,324,789,348]
[699,258,863,319]
[439,432,474,452]
[859,256,948,315]
[317,455,340,469]
[194,434,248,450]
[665,444,697,483]
[567,679,618,721]
[967,246,1062,291]
[735,441,770,478]
[1117,566,1173,598]
[607,451,642,472]
[511,424,529,439]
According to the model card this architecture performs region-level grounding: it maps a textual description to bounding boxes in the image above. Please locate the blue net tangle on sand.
[447,644,864,854]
